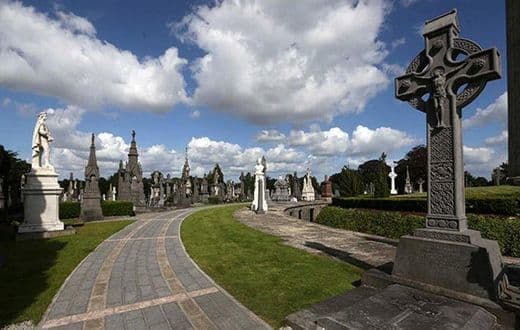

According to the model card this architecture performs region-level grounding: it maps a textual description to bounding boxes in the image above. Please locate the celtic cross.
[395,10,500,231]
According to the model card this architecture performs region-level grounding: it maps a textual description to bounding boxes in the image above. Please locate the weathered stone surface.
[80,134,103,221]
[286,284,497,330]
[507,0,520,184]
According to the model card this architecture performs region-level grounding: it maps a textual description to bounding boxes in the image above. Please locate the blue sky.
[0,0,508,180]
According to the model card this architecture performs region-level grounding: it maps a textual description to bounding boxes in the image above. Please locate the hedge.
[101,201,134,217]
[332,197,520,216]
[59,201,134,219]
[315,206,520,257]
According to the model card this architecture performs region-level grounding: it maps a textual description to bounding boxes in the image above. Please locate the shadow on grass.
[304,241,394,274]
[0,238,66,327]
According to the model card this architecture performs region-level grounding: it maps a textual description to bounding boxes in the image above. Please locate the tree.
[0,146,31,220]
[358,159,382,185]
[330,166,364,197]
[374,153,390,198]
[396,145,427,194]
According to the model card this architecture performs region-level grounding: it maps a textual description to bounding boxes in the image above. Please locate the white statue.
[251,157,268,213]
[302,168,315,201]
[31,112,54,170]
[388,162,398,195]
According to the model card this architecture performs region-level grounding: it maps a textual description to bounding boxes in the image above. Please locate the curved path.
[41,208,270,330]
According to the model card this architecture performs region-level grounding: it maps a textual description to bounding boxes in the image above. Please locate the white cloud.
[0,2,188,111]
[463,92,507,128]
[391,37,405,49]
[485,130,508,146]
[381,63,404,76]
[463,146,494,165]
[288,127,350,156]
[176,0,391,123]
[190,110,201,119]
[256,129,286,142]
[400,0,419,7]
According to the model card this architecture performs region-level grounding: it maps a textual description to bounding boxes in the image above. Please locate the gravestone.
[251,157,267,213]
[417,178,425,193]
[271,176,291,202]
[393,8,506,303]
[321,175,332,202]
[292,171,302,200]
[507,0,520,184]
[301,169,315,201]
[201,174,209,203]
[388,162,398,195]
[80,134,103,220]
[239,172,246,201]
[404,166,413,194]
[19,112,65,233]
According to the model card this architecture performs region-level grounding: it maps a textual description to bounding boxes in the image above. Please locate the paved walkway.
[41,208,269,330]
[235,204,396,271]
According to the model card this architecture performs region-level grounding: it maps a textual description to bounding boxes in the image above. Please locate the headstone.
[417,178,425,193]
[193,177,200,203]
[117,131,145,206]
[80,133,103,221]
[507,0,520,184]
[301,168,315,201]
[251,157,267,213]
[394,9,505,301]
[271,176,291,201]
[201,174,209,203]
[19,112,64,233]
[388,162,398,195]
[321,175,332,202]
[404,166,413,194]
[292,171,302,200]
[492,166,505,186]
[239,172,246,201]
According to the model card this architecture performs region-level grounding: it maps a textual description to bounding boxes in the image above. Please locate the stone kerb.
[283,201,330,222]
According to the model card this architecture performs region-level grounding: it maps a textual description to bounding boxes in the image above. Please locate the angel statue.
[31,112,54,169]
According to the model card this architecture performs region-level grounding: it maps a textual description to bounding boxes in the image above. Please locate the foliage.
[208,196,221,204]
[315,206,520,257]
[465,171,490,187]
[0,146,31,218]
[330,166,364,197]
[181,205,362,327]
[59,202,81,219]
[374,153,390,198]
[0,220,133,326]
[395,145,427,194]
[332,196,520,216]
[59,201,134,219]
[101,201,134,217]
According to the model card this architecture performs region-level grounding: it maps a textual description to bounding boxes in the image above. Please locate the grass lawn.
[0,220,133,327]
[181,205,362,328]
[358,185,520,200]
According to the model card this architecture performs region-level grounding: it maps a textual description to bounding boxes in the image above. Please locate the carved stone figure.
[251,157,267,213]
[31,112,54,170]
[301,168,315,201]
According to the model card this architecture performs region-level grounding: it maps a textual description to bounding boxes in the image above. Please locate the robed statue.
[31,112,54,169]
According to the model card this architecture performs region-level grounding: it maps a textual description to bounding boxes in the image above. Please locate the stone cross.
[417,178,425,193]
[396,10,500,231]
[388,163,398,195]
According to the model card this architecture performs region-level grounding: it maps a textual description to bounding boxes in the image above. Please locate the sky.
[0,0,509,181]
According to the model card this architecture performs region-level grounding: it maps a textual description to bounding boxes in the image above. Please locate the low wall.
[283,201,330,222]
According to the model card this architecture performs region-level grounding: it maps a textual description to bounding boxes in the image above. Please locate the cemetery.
[0,1,519,329]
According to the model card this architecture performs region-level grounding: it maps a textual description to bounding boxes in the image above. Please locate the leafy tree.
[374,153,390,198]
[0,146,31,221]
[396,145,427,193]
[330,166,364,197]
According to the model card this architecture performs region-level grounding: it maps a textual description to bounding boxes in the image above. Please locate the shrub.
[101,201,134,217]
[332,197,520,216]
[315,206,520,257]
[208,196,221,204]
[59,202,81,219]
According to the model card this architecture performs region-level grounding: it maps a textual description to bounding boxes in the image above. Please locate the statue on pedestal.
[31,112,54,171]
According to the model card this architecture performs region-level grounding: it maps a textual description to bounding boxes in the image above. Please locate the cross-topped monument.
[395,9,500,232]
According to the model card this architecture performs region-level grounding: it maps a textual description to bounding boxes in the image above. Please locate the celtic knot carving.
[415,229,468,241]
[431,162,453,182]
[456,81,486,108]
[430,128,453,162]
[430,182,455,215]
[453,38,482,54]
[406,50,428,74]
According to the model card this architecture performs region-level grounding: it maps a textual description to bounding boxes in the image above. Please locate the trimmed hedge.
[332,197,520,216]
[101,201,134,217]
[316,206,520,257]
[58,201,134,219]
[59,202,81,220]
[208,196,222,204]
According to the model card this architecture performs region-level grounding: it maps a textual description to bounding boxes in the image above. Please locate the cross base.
[392,229,503,301]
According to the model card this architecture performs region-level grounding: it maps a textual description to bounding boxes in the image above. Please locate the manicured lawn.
[181,205,362,328]
[0,220,133,327]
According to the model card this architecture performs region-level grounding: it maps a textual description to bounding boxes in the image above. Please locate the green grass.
[181,205,362,327]
[358,185,520,200]
[0,220,133,327]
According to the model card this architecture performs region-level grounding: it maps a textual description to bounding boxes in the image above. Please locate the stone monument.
[320,175,332,202]
[291,171,302,200]
[271,176,291,202]
[19,112,64,233]
[80,134,103,221]
[239,172,246,201]
[251,157,267,214]
[201,174,209,203]
[404,166,413,194]
[417,177,425,193]
[117,131,145,207]
[507,0,520,184]
[301,169,315,201]
[388,162,398,195]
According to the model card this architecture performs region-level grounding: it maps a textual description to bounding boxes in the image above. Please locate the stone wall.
[283,201,330,222]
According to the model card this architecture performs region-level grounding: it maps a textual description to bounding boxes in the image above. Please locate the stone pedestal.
[80,192,103,221]
[392,229,503,301]
[19,169,64,233]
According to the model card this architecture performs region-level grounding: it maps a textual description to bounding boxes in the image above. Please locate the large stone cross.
[395,10,500,231]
